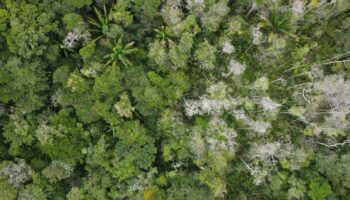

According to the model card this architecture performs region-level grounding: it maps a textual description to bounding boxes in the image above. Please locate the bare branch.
[315,137,350,148]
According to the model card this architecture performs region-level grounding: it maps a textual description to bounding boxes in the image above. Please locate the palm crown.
[103,35,138,67]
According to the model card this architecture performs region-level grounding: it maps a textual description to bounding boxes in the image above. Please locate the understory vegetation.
[0,0,350,199]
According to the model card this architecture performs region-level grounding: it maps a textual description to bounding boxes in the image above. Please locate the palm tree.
[87,2,113,42]
[261,10,293,35]
[103,35,138,67]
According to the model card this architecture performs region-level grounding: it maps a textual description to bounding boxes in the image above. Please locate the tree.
[0,58,48,113]
[103,35,138,67]
[63,0,92,9]
[0,0,349,199]
[0,179,17,200]
[37,109,88,165]
[93,66,122,102]
[114,93,133,118]
[0,159,32,187]
[308,179,332,200]
[200,0,230,33]
[42,161,73,183]
[3,1,59,59]
[2,112,35,156]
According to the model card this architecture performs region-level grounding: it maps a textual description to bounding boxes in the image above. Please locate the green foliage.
[109,142,156,181]
[103,35,138,67]
[114,93,133,118]
[262,10,293,35]
[0,159,32,192]
[2,114,34,155]
[0,58,48,112]
[0,180,17,200]
[42,161,73,183]
[0,0,349,199]
[63,0,92,9]
[87,3,122,40]
[63,13,85,31]
[3,1,59,59]
[93,65,122,102]
[79,42,96,61]
[112,0,133,27]
[200,0,230,32]
[112,120,152,147]
[37,109,88,165]
[194,40,217,70]
[166,175,214,200]
[148,71,190,105]
[316,153,350,189]
[66,187,85,200]
[308,179,332,200]
[287,175,307,200]
[133,0,161,19]
[148,39,168,68]
[18,185,46,200]
[66,71,89,93]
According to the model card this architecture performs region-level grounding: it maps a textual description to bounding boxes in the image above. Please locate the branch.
[315,137,350,148]
[239,157,257,174]
[319,59,350,66]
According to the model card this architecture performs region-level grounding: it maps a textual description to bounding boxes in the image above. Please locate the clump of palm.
[261,10,295,37]
[87,3,113,42]
[155,26,168,41]
[154,26,173,46]
[104,35,138,67]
